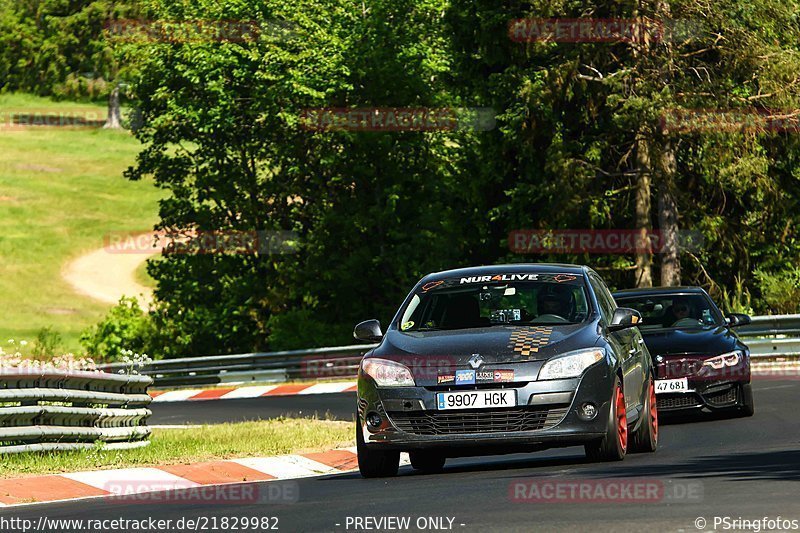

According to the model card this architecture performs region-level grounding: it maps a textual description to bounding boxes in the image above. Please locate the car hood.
[370,323,599,378]
[640,325,740,357]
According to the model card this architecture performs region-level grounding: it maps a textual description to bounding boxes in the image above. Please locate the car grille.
[705,386,738,406]
[387,407,568,436]
[657,394,702,410]
[659,358,704,379]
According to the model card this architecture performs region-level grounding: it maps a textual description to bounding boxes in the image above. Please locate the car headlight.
[361,358,415,387]
[538,348,605,380]
[703,350,742,370]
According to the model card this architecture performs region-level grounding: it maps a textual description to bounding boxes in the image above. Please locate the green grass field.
[0,93,161,353]
[0,418,353,479]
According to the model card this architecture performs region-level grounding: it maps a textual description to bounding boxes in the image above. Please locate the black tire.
[409,450,446,473]
[737,383,755,417]
[629,377,658,454]
[585,377,627,462]
[356,422,400,478]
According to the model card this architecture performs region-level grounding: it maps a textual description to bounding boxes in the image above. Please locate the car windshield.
[398,273,591,331]
[614,293,724,330]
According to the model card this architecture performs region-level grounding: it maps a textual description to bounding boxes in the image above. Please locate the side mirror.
[726,313,752,327]
[608,307,643,332]
[354,319,383,342]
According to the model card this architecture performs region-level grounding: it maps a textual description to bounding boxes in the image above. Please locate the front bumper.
[656,381,747,412]
[655,355,751,412]
[357,361,613,453]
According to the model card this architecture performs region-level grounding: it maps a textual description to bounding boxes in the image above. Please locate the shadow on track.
[582,449,800,482]
[659,409,748,426]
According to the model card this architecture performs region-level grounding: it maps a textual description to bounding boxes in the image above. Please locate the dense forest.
[4,0,800,358]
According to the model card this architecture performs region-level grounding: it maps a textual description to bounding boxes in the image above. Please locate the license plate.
[436,389,516,410]
[655,378,689,394]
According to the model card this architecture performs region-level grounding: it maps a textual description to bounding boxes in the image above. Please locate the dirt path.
[63,246,156,308]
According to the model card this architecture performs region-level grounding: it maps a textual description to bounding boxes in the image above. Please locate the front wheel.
[357,422,400,478]
[737,383,755,417]
[629,377,658,453]
[585,377,627,462]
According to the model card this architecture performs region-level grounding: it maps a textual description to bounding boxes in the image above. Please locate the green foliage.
[754,268,800,314]
[0,0,140,97]
[27,0,800,356]
[719,277,754,315]
[122,0,463,355]
[80,297,155,361]
[265,309,351,351]
[30,327,64,359]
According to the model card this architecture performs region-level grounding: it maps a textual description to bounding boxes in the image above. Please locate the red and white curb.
[150,381,357,402]
[0,447,405,507]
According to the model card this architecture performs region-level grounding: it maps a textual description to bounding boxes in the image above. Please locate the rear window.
[398,273,591,331]
[614,293,723,330]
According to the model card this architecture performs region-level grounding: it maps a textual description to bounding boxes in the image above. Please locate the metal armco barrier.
[99,314,800,389]
[100,344,377,388]
[0,370,152,454]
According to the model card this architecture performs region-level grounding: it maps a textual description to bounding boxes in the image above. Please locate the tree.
[446,0,800,295]
[0,0,139,122]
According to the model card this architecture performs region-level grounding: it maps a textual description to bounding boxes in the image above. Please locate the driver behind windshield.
[399,276,589,331]
[537,285,575,321]
[663,299,697,327]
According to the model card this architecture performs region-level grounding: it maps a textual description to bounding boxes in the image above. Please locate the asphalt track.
[148,394,356,425]
[5,379,800,532]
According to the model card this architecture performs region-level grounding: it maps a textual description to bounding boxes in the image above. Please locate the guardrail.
[101,345,376,389]
[738,314,800,358]
[99,314,800,389]
[0,370,152,454]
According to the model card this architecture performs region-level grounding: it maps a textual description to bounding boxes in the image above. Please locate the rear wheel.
[409,450,446,473]
[737,383,755,417]
[585,377,627,462]
[357,422,400,478]
[630,377,658,453]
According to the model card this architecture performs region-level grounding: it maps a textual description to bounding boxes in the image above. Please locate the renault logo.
[468,354,484,369]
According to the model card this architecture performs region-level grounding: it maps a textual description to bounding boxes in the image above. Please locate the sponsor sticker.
[421,281,444,292]
[455,369,476,385]
[437,374,455,384]
[476,371,494,382]
[554,274,577,283]
[494,369,515,382]
[460,274,539,284]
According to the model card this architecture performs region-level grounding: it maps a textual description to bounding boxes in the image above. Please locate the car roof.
[422,263,588,282]
[612,286,708,298]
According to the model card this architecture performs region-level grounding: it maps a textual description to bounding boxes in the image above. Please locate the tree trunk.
[658,141,681,286]
[634,138,653,287]
[104,85,122,129]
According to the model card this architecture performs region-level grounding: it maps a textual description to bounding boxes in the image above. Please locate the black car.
[612,286,754,417]
[353,264,658,478]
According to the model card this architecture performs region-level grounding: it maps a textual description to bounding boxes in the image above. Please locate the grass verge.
[0,418,354,479]
[0,93,162,351]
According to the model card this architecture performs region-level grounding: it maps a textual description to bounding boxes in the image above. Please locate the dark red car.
[612,286,754,417]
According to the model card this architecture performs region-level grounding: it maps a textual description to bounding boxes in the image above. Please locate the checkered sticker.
[508,327,553,357]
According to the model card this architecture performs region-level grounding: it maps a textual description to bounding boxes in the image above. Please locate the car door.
[589,273,642,414]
